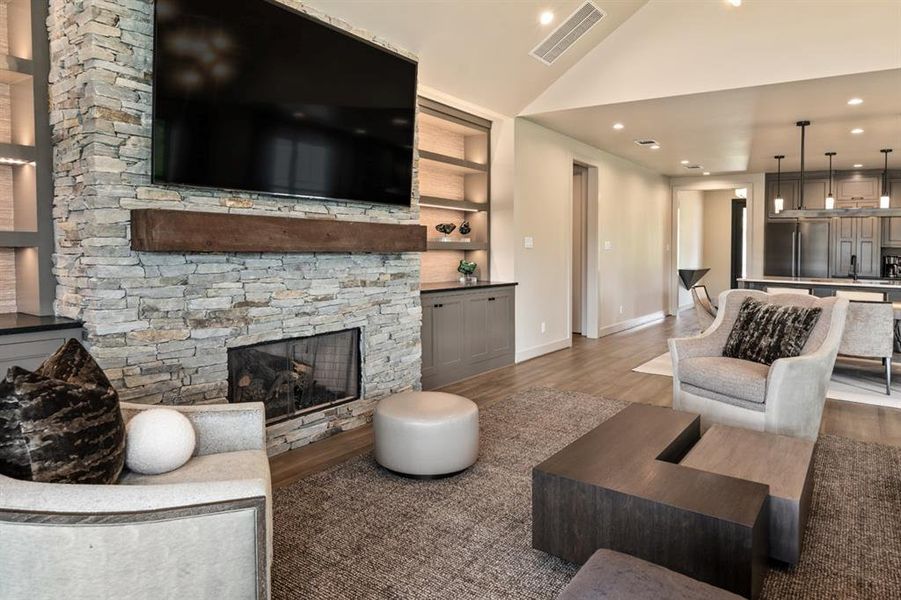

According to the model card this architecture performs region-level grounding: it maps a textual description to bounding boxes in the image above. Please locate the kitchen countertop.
[420,281,517,293]
[739,276,901,289]
[0,313,83,335]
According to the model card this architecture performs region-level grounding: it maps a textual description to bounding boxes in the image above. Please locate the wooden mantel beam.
[130,209,427,253]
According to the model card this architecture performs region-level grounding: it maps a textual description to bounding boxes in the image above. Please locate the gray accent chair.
[0,402,271,600]
[691,285,717,333]
[669,290,849,441]
[838,300,894,395]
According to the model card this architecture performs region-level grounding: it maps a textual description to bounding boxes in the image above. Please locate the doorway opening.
[572,163,589,335]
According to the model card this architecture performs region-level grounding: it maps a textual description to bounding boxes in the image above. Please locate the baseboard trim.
[515,338,571,363]
[598,311,666,338]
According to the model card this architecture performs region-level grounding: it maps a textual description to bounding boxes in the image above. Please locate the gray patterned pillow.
[723,298,822,365]
[0,339,125,484]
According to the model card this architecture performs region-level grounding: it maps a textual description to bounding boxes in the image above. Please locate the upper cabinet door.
[800,179,828,210]
[837,177,880,202]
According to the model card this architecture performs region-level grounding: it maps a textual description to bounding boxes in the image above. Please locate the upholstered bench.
[556,549,742,600]
[373,391,479,476]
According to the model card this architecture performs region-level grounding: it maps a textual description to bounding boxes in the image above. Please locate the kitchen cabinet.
[837,176,880,203]
[767,179,799,218]
[881,179,901,247]
[801,179,829,210]
[832,217,881,277]
[421,283,515,389]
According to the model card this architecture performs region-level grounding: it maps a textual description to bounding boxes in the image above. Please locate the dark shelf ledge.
[0,53,33,84]
[421,281,517,294]
[419,150,488,174]
[419,196,488,212]
[426,240,489,251]
[0,313,83,335]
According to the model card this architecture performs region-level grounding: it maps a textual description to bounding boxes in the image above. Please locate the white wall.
[676,190,703,308]
[525,0,901,115]
[702,189,735,300]
[514,118,671,361]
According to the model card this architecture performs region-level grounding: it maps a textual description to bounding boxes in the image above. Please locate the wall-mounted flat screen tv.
[152,0,417,206]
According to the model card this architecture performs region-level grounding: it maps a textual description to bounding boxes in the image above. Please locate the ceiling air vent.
[530,1,606,65]
[684,165,703,170]
[633,139,658,147]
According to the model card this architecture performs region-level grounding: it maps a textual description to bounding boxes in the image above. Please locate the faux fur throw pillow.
[723,298,822,366]
[0,339,125,484]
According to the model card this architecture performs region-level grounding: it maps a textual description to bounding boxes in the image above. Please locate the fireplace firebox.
[227,328,361,424]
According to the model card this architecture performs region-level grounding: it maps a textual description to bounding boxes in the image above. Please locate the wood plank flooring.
[270,311,901,489]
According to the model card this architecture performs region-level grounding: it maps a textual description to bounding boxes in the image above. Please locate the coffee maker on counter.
[883,254,901,279]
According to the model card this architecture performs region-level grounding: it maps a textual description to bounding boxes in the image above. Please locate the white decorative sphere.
[125,408,196,475]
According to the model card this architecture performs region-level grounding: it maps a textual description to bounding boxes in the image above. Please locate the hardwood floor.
[270,311,901,488]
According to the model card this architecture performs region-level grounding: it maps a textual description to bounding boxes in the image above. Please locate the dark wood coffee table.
[532,404,770,600]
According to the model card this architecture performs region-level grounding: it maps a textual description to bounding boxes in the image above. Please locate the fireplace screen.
[228,328,361,424]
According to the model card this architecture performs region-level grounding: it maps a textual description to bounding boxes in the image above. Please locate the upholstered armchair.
[669,290,848,441]
[0,402,271,600]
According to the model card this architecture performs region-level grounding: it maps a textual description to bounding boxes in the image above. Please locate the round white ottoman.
[373,391,479,477]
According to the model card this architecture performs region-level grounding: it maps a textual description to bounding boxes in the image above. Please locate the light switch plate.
[524,236,534,249]
[604,241,613,250]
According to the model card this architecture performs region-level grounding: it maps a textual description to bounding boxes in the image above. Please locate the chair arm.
[765,348,837,441]
[0,473,268,515]
[121,402,266,456]
[668,334,723,363]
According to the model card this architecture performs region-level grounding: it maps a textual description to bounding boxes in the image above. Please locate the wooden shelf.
[0,143,36,164]
[419,150,488,175]
[419,196,488,212]
[0,231,39,248]
[0,54,32,84]
[131,209,427,253]
[427,240,489,251]
[780,208,901,218]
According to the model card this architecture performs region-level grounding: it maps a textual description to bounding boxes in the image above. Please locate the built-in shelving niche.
[417,98,491,284]
[0,0,53,316]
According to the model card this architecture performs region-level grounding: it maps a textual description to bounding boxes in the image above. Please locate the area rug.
[272,388,901,599]
[634,352,901,410]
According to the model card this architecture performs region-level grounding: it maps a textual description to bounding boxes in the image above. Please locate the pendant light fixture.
[774,155,785,214]
[796,120,810,210]
[881,148,893,209]
[825,151,836,210]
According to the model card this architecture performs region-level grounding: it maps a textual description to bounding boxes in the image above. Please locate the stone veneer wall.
[47,0,422,455]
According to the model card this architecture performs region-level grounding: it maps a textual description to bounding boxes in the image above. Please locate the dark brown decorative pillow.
[723,298,822,366]
[0,339,125,484]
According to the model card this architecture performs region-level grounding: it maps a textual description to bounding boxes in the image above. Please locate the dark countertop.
[420,281,518,294]
[0,313,84,335]
[738,276,901,289]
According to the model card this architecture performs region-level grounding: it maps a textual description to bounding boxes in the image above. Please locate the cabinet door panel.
[464,293,491,364]
[885,180,901,247]
[768,179,798,216]
[837,177,879,202]
[487,291,514,358]
[832,218,856,277]
[857,217,881,277]
[432,297,464,370]
[421,303,435,379]
[801,179,828,209]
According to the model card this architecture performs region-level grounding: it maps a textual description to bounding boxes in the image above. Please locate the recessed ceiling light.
[727,0,742,6]
[703,172,711,176]
[854,163,863,168]
[680,160,690,165]
[649,144,660,150]
[851,128,864,134]
[847,98,863,105]
[539,10,554,25]
[612,122,624,130]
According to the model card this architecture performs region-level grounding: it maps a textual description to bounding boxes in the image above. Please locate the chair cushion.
[119,449,269,486]
[723,298,821,365]
[0,339,125,484]
[556,549,742,600]
[680,356,769,405]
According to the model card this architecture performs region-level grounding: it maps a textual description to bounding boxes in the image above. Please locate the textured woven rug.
[272,388,901,599]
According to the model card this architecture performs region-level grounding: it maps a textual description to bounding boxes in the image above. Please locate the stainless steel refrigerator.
[764,219,830,277]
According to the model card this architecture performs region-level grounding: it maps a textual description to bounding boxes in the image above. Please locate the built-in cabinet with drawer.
[831,216,881,277]
[881,179,901,247]
[421,284,515,389]
[766,171,884,219]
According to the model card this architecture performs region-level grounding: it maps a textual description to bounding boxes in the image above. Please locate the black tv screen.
[152,0,417,206]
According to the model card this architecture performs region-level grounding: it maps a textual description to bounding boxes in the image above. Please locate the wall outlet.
[524,236,534,249]
[604,241,613,250]
[540,321,546,334]
[619,305,624,314]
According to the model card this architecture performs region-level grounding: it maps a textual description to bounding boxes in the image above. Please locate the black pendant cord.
[826,152,836,196]
[775,154,784,199]
[796,120,810,209]
[883,149,893,197]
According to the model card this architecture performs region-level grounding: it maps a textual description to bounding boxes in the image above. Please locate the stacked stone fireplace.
[47,0,422,455]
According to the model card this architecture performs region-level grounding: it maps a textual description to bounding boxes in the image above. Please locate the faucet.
[849,254,858,282]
